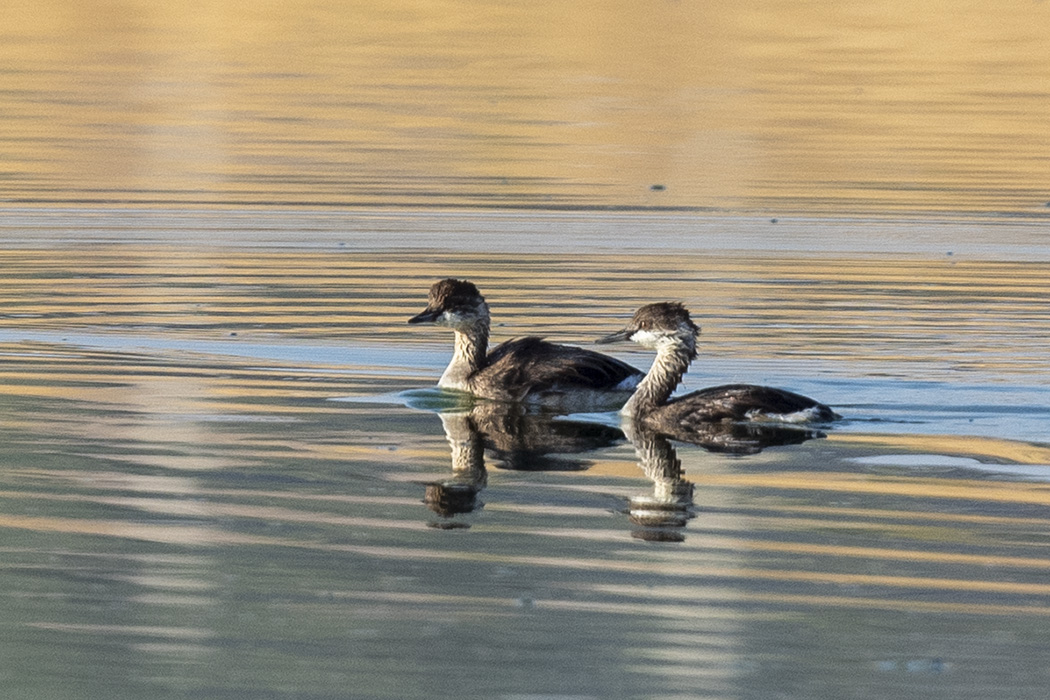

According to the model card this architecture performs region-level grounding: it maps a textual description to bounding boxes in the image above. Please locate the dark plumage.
[409,279,643,407]
[653,383,837,425]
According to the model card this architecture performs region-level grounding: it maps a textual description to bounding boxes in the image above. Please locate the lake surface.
[1,209,1049,700]
[4,1,1050,698]
[4,0,1050,216]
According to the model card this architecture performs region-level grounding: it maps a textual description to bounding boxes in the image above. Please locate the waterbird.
[596,302,839,437]
[408,279,644,409]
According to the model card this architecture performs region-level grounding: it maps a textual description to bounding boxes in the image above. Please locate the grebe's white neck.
[621,335,696,417]
[438,316,490,391]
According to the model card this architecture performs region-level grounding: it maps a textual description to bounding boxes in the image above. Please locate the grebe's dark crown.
[409,278,487,326]
[429,278,484,308]
[629,302,699,334]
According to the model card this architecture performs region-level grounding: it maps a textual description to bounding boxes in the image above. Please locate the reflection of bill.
[423,403,625,526]
[419,399,822,535]
[623,420,824,542]
[625,424,696,543]
[423,410,488,524]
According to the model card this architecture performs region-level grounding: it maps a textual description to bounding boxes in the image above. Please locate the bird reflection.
[423,401,625,526]
[623,420,825,541]
[471,403,626,471]
[423,411,487,524]
[413,394,824,532]
[654,419,825,456]
[624,423,696,542]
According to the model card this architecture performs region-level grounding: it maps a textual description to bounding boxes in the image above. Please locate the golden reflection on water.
[13,463,1050,610]
[1,244,1048,376]
[4,0,1050,214]
[836,432,1050,465]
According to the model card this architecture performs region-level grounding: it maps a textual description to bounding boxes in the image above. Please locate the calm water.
[1,210,1049,700]
[3,0,1050,216]
[3,1,1050,699]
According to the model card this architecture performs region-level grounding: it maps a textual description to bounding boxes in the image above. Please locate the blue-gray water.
[1,209,1049,699]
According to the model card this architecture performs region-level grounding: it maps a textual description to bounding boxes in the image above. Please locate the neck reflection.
[424,402,625,528]
[623,423,697,542]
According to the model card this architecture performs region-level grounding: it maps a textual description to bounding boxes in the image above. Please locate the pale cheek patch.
[630,329,663,348]
[439,310,468,327]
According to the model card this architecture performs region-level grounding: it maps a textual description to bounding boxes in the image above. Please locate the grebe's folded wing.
[667,383,840,426]
[483,337,643,401]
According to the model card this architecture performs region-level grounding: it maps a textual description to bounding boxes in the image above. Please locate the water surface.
[1,210,1049,699]
[4,0,1050,215]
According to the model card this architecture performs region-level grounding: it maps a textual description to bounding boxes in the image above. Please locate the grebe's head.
[408,278,490,329]
[595,302,700,351]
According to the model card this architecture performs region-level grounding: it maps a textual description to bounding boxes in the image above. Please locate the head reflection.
[423,401,624,527]
[417,397,823,533]
[423,411,487,524]
[624,420,825,541]
[624,424,696,542]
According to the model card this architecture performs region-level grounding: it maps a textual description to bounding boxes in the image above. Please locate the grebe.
[596,302,839,434]
[408,279,644,408]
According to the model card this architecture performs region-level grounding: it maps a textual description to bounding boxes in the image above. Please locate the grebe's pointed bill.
[407,307,444,324]
[595,328,634,345]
